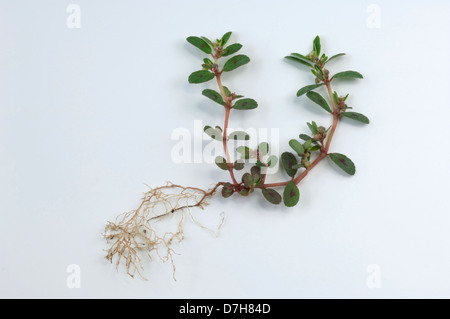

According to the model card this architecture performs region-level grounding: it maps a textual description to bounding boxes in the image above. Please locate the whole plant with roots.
[104,33,369,279]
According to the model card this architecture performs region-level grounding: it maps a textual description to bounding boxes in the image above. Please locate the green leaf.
[221,183,233,198]
[281,152,298,178]
[256,160,266,168]
[233,98,258,110]
[333,71,363,80]
[341,112,370,124]
[297,83,324,97]
[186,36,212,54]
[188,70,215,84]
[313,36,321,56]
[299,134,313,141]
[329,153,356,176]
[258,142,270,156]
[310,145,322,152]
[215,156,229,170]
[262,188,282,205]
[283,181,300,207]
[223,54,250,72]
[233,160,245,171]
[223,86,231,97]
[307,121,319,135]
[304,139,312,150]
[250,166,263,186]
[237,146,251,159]
[267,155,278,168]
[289,139,305,156]
[222,43,242,56]
[228,131,250,140]
[327,53,346,63]
[202,89,225,106]
[201,37,214,48]
[242,173,253,188]
[290,53,312,62]
[204,126,223,141]
[285,56,313,68]
[306,91,332,113]
[220,31,232,46]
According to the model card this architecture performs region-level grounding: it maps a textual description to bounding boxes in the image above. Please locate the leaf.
[307,121,318,135]
[299,134,313,141]
[215,156,229,170]
[258,142,270,156]
[297,83,324,97]
[256,160,266,168]
[223,86,232,97]
[222,43,242,56]
[237,146,251,159]
[204,126,223,141]
[329,153,356,176]
[201,37,214,48]
[267,155,278,168]
[341,112,370,124]
[221,183,233,198]
[310,145,322,152]
[233,98,258,110]
[188,70,215,84]
[262,188,282,205]
[327,53,346,63]
[290,53,312,62]
[306,91,332,113]
[289,139,305,156]
[281,152,298,178]
[228,131,250,140]
[283,181,300,207]
[304,139,312,150]
[202,89,225,106]
[313,36,321,56]
[285,56,313,68]
[242,173,253,188]
[333,71,363,80]
[186,36,212,54]
[223,54,250,72]
[233,160,245,171]
[250,166,263,186]
[220,31,232,46]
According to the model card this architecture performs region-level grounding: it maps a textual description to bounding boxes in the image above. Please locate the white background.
[1,0,450,298]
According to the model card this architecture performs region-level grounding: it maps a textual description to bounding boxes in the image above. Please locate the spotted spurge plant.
[104,33,369,279]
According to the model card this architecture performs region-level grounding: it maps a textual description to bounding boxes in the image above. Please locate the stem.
[216,72,238,186]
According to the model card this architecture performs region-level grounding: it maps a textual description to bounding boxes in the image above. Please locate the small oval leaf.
[333,71,363,80]
[289,139,305,156]
[204,126,223,141]
[281,152,298,178]
[233,98,258,110]
[341,112,370,124]
[285,56,313,68]
[228,131,250,140]
[202,89,225,106]
[222,43,242,57]
[297,83,324,97]
[262,188,282,205]
[233,160,245,171]
[223,54,250,72]
[329,153,356,176]
[306,91,332,113]
[283,181,300,207]
[215,156,229,170]
[189,70,215,84]
[186,36,212,54]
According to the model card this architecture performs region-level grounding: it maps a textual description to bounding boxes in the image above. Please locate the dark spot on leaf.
[242,102,248,106]
[290,189,296,197]
[339,158,348,166]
